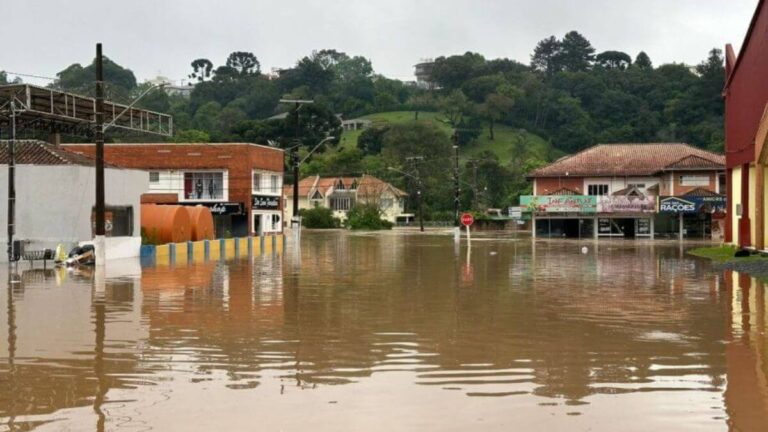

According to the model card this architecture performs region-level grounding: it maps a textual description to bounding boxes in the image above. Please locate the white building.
[0,141,147,262]
[284,174,412,224]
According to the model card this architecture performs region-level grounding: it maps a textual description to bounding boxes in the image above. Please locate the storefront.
[595,194,656,238]
[522,195,598,239]
[252,194,282,235]
[656,195,727,240]
[181,202,248,237]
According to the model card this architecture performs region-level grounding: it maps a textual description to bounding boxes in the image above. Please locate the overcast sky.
[0,0,760,86]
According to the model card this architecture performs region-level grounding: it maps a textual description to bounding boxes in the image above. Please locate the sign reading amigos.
[520,195,597,213]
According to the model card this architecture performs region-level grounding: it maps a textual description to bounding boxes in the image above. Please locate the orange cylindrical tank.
[141,204,191,244]
[185,206,215,241]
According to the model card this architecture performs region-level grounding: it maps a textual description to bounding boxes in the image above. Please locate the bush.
[300,206,341,229]
[346,204,393,230]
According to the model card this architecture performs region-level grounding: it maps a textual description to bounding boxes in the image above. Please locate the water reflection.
[0,234,767,430]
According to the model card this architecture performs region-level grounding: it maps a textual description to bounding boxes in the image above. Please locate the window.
[335,179,345,190]
[270,175,279,193]
[587,184,609,196]
[149,171,160,183]
[184,172,224,200]
[380,198,394,209]
[350,179,359,190]
[252,173,261,191]
[628,183,645,190]
[330,197,352,211]
[680,175,709,186]
[271,214,281,231]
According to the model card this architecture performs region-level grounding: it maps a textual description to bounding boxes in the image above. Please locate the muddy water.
[1,232,767,431]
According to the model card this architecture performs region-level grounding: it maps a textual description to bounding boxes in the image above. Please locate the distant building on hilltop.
[414,59,436,90]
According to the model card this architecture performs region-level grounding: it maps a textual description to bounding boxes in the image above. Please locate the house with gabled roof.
[523,143,725,240]
[284,174,412,225]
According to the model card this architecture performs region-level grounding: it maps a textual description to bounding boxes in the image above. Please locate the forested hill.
[1,31,726,213]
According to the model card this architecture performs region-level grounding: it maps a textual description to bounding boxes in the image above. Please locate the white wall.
[0,164,147,261]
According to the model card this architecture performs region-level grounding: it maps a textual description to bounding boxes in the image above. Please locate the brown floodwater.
[1,231,767,431]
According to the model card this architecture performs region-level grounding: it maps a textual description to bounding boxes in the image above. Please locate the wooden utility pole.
[94,43,106,264]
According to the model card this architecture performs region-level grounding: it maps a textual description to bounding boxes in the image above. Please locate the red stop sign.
[461,213,474,226]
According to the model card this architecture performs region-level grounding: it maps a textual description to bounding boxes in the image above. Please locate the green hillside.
[339,111,555,164]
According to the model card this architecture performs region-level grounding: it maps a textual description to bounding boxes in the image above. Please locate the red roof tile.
[529,144,725,177]
[0,140,100,166]
[285,174,407,198]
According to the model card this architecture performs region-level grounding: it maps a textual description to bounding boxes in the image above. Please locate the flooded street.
[1,231,767,431]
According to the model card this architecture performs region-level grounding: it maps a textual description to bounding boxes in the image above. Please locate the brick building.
[724,0,768,249]
[64,143,284,237]
[524,143,725,239]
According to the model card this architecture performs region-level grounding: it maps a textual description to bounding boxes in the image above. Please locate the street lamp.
[388,166,424,232]
[291,135,335,227]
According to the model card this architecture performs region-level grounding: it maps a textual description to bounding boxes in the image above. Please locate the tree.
[482,84,519,140]
[438,90,471,128]
[173,129,211,143]
[189,59,214,82]
[53,56,137,101]
[595,51,632,70]
[407,92,436,120]
[358,126,389,155]
[634,52,653,70]
[226,51,260,75]
[558,31,595,72]
[531,36,562,76]
[431,52,487,90]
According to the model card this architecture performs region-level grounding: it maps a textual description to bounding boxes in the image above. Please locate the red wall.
[63,143,285,218]
[726,0,768,168]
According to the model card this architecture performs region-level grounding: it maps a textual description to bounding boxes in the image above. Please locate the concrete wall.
[0,164,147,261]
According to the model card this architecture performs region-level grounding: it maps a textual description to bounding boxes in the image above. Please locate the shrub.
[300,206,341,229]
[346,204,393,230]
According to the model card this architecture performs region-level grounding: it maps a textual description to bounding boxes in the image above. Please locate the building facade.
[724,0,768,249]
[1,141,147,262]
[524,144,726,240]
[284,175,411,224]
[64,143,284,237]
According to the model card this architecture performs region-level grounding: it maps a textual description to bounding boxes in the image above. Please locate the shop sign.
[182,202,244,216]
[658,196,726,214]
[508,206,523,219]
[520,195,597,213]
[252,195,281,210]
[597,195,656,213]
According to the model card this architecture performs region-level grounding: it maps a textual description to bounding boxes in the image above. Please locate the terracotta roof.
[683,187,723,197]
[528,144,725,178]
[545,187,580,196]
[286,174,407,199]
[0,140,100,166]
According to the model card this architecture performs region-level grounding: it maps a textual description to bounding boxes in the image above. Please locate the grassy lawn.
[339,111,553,164]
[687,245,768,263]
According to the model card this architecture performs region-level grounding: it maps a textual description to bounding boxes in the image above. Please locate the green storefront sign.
[520,195,597,213]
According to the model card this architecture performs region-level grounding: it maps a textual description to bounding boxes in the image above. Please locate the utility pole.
[406,156,425,232]
[94,43,106,265]
[279,99,313,230]
[5,104,16,263]
[453,132,460,244]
